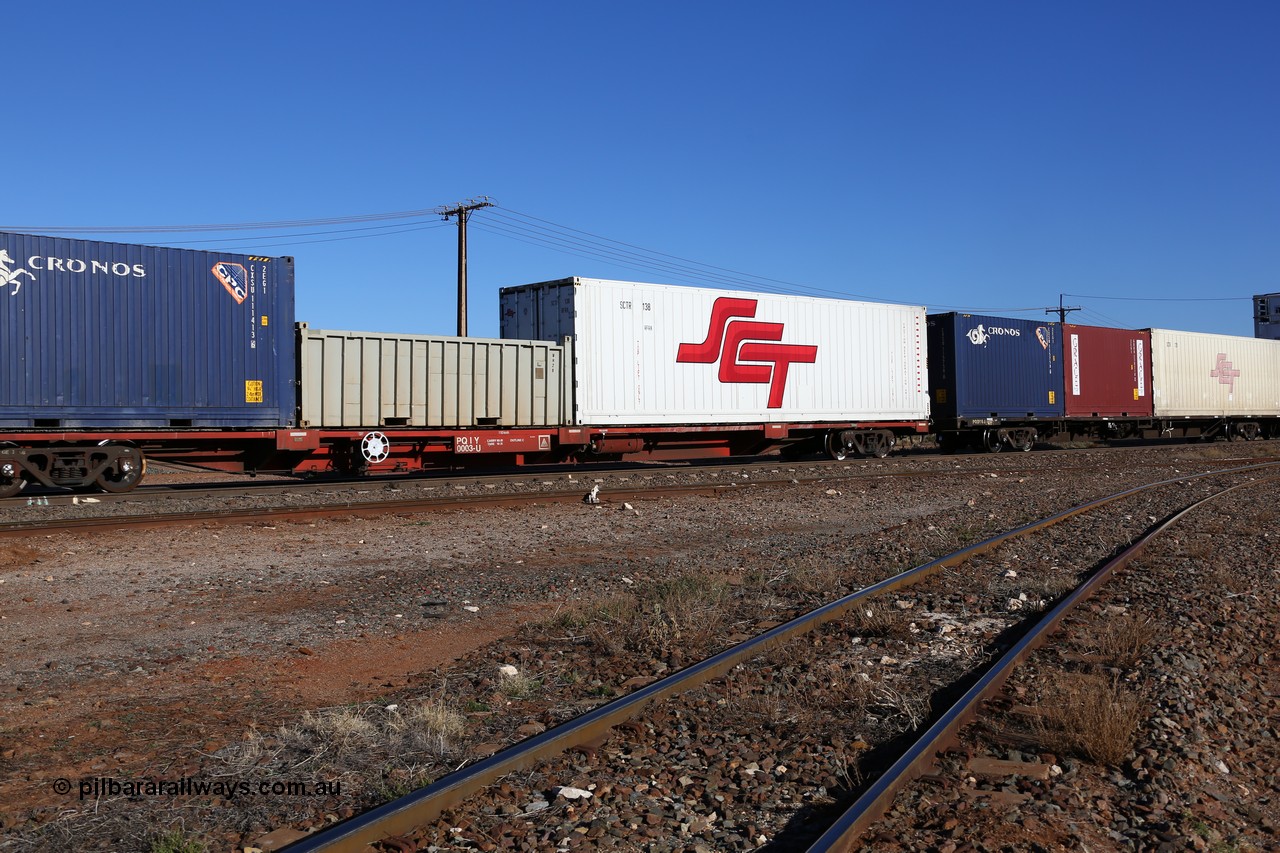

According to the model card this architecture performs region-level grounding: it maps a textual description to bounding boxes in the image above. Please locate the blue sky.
[3,2,1276,337]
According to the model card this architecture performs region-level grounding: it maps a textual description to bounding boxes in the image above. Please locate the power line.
[492,207,906,303]
[485,208,1053,314]
[8,204,1238,324]
[143,222,451,252]
[1076,307,1134,329]
[144,220,449,248]
[1063,292,1251,302]
[0,208,449,234]
[471,219,790,293]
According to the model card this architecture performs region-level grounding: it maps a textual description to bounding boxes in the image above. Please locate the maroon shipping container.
[1061,325,1153,418]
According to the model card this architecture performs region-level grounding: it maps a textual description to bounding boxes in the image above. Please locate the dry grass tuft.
[217,698,467,801]
[1179,534,1216,562]
[572,573,734,660]
[1031,672,1143,766]
[869,682,930,730]
[829,748,865,790]
[816,660,874,710]
[735,691,793,726]
[733,660,873,731]
[497,670,542,701]
[387,702,468,754]
[1092,615,1156,670]
[785,559,850,600]
[285,707,379,756]
[148,830,207,853]
[847,603,914,641]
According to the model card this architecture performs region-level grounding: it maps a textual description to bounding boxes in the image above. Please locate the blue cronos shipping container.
[0,231,296,427]
[927,313,1064,422]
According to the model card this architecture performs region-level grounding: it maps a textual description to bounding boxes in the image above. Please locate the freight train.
[1,231,1276,496]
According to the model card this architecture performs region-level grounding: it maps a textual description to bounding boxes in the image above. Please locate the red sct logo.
[676,297,818,408]
[1210,353,1240,390]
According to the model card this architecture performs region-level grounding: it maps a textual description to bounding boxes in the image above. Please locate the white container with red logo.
[500,277,929,426]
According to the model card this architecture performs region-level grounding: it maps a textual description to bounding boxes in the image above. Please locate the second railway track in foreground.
[279,461,1278,852]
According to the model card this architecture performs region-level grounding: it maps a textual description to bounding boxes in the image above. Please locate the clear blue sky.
[4,2,1276,337]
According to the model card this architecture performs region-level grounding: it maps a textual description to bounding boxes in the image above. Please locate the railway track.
[275,461,1278,852]
[807,473,1278,852]
[0,481,777,538]
[2,444,1271,536]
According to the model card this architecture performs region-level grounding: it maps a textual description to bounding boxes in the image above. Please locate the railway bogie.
[0,441,146,494]
[823,427,898,459]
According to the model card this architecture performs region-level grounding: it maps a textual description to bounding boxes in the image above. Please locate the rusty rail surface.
[278,461,1279,852]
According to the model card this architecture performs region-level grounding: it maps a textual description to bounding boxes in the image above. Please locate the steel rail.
[0,453,1196,536]
[804,472,1280,853]
[1,452,1260,534]
[278,460,1279,852]
[0,481,776,538]
[7,444,1264,510]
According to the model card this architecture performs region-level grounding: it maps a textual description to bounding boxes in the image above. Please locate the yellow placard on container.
[1048,391,1056,404]
[245,380,263,403]
[261,315,269,326]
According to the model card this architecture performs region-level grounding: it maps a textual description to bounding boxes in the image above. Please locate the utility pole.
[1046,294,1082,324]
[435,196,494,336]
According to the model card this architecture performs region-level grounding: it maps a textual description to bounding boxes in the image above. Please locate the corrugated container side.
[298,327,566,428]
[500,278,930,425]
[1149,329,1280,417]
[500,278,578,341]
[926,313,1064,420]
[1061,325,1153,418]
[0,231,294,427]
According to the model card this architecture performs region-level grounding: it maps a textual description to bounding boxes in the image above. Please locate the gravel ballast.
[0,443,1275,851]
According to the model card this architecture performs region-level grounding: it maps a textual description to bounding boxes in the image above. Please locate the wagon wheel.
[0,468,25,498]
[824,431,849,461]
[982,429,1004,453]
[361,432,391,464]
[0,443,23,498]
[95,447,146,493]
[867,432,891,459]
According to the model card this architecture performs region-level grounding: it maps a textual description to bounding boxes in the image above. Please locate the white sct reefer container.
[500,278,929,426]
[1149,329,1280,417]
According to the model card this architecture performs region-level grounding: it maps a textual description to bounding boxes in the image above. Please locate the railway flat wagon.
[1060,325,1153,433]
[1149,329,1280,440]
[0,231,295,494]
[926,313,1063,452]
[501,278,930,459]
